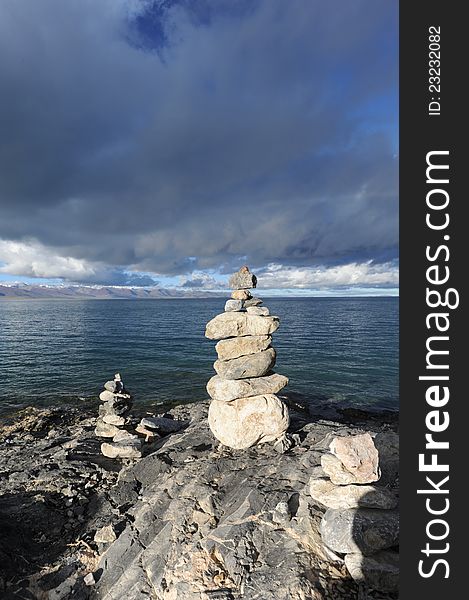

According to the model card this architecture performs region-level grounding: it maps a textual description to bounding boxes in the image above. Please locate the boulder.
[208,394,289,449]
[224,299,244,312]
[205,312,279,339]
[246,306,270,316]
[309,478,398,510]
[101,440,142,459]
[215,335,271,360]
[344,551,399,593]
[94,524,117,544]
[229,266,257,290]
[231,289,251,300]
[207,372,288,401]
[214,348,276,380]
[320,508,399,555]
[329,433,380,484]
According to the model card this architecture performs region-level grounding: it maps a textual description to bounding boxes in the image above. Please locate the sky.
[0,0,398,295]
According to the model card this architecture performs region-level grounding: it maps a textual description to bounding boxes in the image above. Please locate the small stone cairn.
[205,266,290,449]
[95,373,143,459]
[311,433,399,592]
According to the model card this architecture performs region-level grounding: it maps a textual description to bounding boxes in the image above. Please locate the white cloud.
[0,239,97,280]
[257,261,399,289]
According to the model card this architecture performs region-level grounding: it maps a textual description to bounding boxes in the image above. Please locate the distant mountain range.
[0,284,224,300]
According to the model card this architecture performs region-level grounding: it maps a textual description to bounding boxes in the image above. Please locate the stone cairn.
[205,266,290,450]
[95,373,143,459]
[311,433,399,591]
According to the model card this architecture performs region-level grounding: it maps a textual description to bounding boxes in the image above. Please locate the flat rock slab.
[95,420,120,438]
[214,348,276,380]
[246,306,270,316]
[205,312,279,339]
[329,433,380,484]
[140,417,186,434]
[309,478,398,510]
[244,297,263,307]
[320,507,399,555]
[215,335,271,360]
[345,550,399,593]
[207,372,289,402]
[101,440,142,459]
[208,394,289,449]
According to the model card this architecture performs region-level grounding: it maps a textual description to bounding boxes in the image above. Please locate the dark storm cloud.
[0,0,398,284]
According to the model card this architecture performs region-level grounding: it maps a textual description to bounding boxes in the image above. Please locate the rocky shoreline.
[0,396,398,600]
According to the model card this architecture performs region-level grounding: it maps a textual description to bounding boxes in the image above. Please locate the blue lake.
[0,297,398,415]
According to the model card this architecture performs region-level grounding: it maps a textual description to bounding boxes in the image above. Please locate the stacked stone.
[205,266,290,450]
[311,433,399,593]
[95,373,143,459]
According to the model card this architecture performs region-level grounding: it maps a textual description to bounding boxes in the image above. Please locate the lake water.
[0,297,398,415]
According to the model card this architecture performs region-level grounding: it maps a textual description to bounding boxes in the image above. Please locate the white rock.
[94,524,117,544]
[208,394,289,449]
[101,440,142,459]
[207,373,288,401]
[329,433,380,483]
[205,312,279,340]
[113,430,138,443]
[246,306,270,316]
[103,414,125,426]
[215,335,271,360]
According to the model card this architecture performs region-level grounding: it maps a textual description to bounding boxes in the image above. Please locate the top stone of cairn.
[229,265,257,290]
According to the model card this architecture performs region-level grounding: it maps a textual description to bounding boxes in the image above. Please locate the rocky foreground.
[0,397,399,600]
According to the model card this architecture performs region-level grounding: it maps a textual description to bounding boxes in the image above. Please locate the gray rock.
[345,550,399,592]
[140,416,185,434]
[229,267,257,290]
[94,419,120,438]
[320,508,399,555]
[101,440,142,459]
[246,306,270,316]
[329,433,380,484]
[214,347,276,380]
[309,478,398,510]
[224,299,244,312]
[244,297,263,307]
[207,372,288,401]
[94,524,117,544]
[205,312,279,339]
[208,394,289,449]
[215,334,271,360]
